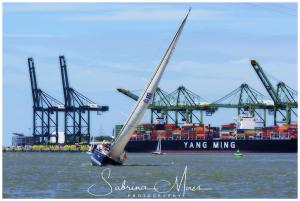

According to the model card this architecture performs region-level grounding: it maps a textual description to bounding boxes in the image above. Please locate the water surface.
[3,152,297,198]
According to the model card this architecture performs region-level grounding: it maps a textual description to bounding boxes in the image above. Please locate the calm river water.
[3,152,297,198]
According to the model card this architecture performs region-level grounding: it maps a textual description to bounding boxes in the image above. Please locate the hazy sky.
[3,3,297,145]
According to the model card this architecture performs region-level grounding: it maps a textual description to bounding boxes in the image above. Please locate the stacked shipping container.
[113,123,298,141]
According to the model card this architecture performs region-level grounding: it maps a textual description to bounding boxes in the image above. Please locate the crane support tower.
[28,58,64,144]
[59,56,109,144]
[276,81,298,124]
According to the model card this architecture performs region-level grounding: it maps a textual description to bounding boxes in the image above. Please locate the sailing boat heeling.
[107,9,191,163]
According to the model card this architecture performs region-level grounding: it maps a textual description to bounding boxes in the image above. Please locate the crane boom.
[250,60,282,106]
[28,58,39,107]
[117,88,139,101]
[59,56,71,107]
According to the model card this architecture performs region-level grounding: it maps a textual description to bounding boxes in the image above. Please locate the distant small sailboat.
[152,138,164,155]
[233,149,243,157]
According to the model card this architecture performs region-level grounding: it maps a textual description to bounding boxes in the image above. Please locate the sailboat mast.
[108,9,191,162]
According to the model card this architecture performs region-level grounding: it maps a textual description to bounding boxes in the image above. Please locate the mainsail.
[108,8,191,162]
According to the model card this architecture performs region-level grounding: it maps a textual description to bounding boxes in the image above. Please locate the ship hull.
[91,149,123,166]
[125,139,297,153]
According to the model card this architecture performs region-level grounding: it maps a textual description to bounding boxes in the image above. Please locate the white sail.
[156,138,161,152]
[159,138,161,152]
[108,9,191,162]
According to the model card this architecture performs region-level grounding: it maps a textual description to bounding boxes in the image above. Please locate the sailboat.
[152,138,164,155]
[91,8,191,166]
[233,149,244,157]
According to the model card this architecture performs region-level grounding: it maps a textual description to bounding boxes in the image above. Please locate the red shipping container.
[165,131,172,138]
[165,124,177,129]
[150,132,158,139]
[130,132,137,140]
[188,131,196,138]
[189,135,197,139]
[288,130,297,135]
[272,126,279,131]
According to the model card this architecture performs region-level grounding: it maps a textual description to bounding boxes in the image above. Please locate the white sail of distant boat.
[107,9,191,163]
[152,138,164,155]
[157,138,161,152]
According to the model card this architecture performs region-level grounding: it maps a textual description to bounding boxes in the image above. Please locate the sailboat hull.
[91,149,123,166]
[152,152,164,155]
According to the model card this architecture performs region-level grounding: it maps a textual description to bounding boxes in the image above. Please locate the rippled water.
[3,152,297,198]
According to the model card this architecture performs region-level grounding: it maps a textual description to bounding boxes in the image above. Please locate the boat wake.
[122,164,169,167]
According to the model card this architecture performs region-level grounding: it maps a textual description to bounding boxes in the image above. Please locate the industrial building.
[12,133,34,146]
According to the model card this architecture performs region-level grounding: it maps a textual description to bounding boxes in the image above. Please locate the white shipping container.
[51,132,65,144]
[58,132,65,144]
[155,118,165,124]
[87,104,98,108]
[259,99,274,106]
[54,104,65,109]
[50,136,57,144]
[199,101,210,106]
[239,117,256,129]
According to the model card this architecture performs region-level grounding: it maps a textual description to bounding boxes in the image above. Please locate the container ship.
[114,117,297,153]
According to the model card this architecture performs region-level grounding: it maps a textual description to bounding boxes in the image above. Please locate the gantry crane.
[117,61,296,127]
[117,84,278,127]
[117,86,217,125]
[28,58,64,144]
[211,83,275,127]
[276,81,298,124]
[59,56,109,144]
[250,60,297,125]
